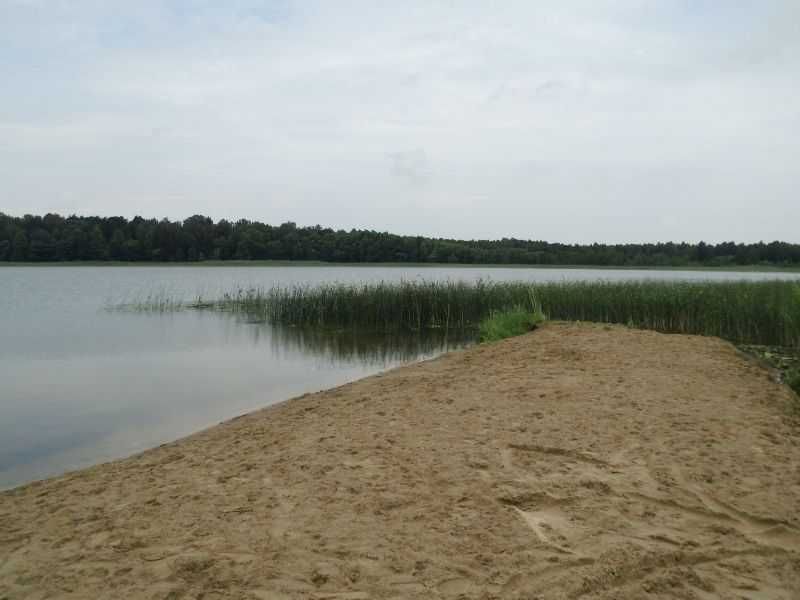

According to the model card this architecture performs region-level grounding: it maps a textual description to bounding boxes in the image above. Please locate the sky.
[1,1,798,243]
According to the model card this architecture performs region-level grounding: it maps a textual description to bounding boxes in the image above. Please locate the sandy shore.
[2,322,799,599]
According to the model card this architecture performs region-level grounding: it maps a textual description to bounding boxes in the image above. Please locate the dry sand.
[2,322,800,599]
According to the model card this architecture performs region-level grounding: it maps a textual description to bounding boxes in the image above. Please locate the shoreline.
[0,349,455,495]
[2,323,799,598]
[2,260,800,272]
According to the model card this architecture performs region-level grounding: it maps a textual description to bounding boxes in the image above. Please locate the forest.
[1,212,798,267]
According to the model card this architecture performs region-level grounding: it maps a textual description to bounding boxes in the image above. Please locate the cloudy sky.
[2,1,798,243]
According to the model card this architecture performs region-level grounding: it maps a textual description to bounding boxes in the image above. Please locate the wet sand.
[2,322,799,599]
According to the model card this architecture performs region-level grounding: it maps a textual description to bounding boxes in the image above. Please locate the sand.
[1,322,799,599]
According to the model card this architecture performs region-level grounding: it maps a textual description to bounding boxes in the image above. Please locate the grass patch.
[479,308,545,342]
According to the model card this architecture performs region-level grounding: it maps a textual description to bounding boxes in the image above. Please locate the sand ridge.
[1,322,799,599]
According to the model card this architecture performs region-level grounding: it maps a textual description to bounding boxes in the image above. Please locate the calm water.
[2,265,798,490]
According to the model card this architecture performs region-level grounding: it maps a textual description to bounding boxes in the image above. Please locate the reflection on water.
[259,320,474,366]
[0,307,473,490]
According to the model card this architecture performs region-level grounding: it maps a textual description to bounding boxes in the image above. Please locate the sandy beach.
[1,322,799,599]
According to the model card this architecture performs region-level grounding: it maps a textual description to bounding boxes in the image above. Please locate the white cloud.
[1,1,798,242]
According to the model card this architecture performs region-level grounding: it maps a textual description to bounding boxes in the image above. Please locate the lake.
[2,265,798,490]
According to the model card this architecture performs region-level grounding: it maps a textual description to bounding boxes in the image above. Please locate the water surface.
[2,265,798,489]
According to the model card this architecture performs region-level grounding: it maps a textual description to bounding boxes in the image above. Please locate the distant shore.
[2,323,799,598]
[2,260,799,272]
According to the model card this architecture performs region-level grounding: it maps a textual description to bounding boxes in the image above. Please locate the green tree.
[28,228,57,261]
[11,230,28,261]
[109,229,127,260]
[85,225,108,260]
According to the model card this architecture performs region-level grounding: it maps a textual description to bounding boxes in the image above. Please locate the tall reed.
[210,279,800,348]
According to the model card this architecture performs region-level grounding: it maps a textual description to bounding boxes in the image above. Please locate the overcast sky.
[2,1,798,243]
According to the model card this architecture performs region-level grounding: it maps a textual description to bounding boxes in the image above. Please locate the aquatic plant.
[108,290,188,312]
[116,279,800,348]
[225,279,800,347]
[222,280,544,331]
[534,280,800,348]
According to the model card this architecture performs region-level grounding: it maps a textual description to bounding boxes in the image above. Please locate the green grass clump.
[479,308,545,342]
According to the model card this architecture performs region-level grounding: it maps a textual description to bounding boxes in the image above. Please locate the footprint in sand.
[497,487,589,555]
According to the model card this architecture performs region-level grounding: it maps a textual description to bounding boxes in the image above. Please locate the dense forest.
[1,213,798,267]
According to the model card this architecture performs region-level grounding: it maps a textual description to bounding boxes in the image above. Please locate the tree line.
[1,212,798,267]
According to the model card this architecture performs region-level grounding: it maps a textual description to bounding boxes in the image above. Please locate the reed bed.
[215,280,536,331]
[536,280,800,348]
[212,280,800,348]
[114,279,800,348]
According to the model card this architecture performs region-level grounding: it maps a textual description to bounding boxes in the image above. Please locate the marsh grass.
[226,280,800,347]
[536,280,800,347]
[109,290,188,312]
[115,279,800,348]
[215,281,543,331]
